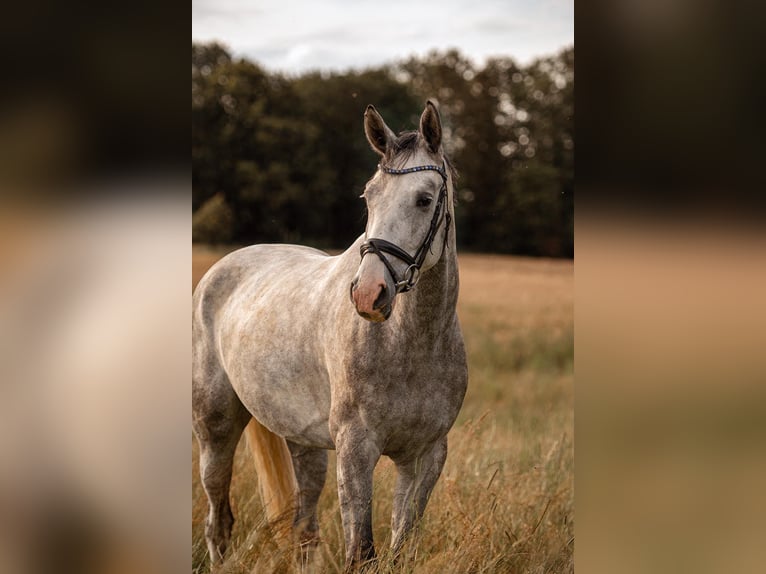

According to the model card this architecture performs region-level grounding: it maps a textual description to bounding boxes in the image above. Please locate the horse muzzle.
[350,263,397,322]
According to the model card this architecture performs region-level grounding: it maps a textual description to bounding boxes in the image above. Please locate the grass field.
[192,246,573,573]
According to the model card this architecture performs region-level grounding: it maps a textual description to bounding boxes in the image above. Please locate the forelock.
[384,130,457,181]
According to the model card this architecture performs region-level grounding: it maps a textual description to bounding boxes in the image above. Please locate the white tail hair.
[244,418,297,526]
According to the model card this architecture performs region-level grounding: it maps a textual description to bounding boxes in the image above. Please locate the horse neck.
[391,241,459,335]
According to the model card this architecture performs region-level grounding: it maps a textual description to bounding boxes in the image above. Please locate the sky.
[192,0,573,74]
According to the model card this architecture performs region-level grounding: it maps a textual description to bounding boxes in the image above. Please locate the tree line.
[193,43,573,257]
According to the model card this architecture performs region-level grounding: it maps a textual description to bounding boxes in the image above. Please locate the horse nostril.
[349,278,359,302]
[372,283,387,310]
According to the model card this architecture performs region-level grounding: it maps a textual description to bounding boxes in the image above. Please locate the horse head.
[351,100,453,322]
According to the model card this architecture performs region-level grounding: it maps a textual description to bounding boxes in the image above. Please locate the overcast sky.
[192,0,573,74]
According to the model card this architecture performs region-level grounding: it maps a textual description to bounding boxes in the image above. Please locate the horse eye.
[416,195,433,208]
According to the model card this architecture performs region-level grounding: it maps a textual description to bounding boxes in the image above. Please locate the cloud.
[193,0,573,73]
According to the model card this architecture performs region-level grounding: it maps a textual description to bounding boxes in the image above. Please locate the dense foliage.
[192,43,573,256]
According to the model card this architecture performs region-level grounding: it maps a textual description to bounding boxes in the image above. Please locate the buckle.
[396,264,420,292]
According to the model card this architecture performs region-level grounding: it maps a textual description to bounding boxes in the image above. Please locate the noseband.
[360,162,452,293]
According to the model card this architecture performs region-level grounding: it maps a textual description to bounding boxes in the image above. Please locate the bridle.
[359,161,452,293]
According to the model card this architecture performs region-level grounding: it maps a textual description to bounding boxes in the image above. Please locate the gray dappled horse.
[193,101,468,570]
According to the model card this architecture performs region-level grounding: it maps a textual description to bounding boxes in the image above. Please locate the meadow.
[192,246,573,573]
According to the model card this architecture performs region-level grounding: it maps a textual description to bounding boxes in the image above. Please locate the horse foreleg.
[390,437,448,556]
[287,441,328,566]
[335,426,381,571]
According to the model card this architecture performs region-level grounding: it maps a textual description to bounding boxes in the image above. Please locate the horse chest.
[336,347,467,453]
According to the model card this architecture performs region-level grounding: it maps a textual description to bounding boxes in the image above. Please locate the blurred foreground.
[0,190,190,574]
[576,217,766,574]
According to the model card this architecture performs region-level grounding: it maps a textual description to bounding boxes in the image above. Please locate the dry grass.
[192,246,573,573]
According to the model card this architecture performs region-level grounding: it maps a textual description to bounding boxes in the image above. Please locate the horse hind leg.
[193,371,251,564]
[287,441,328,566]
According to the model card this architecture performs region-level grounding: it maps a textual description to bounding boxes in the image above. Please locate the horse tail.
[244,418,297,526]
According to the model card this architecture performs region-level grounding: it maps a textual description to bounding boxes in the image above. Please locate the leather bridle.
[359,162,452,293]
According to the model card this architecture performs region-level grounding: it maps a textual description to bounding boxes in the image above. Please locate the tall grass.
[192,250,573,573]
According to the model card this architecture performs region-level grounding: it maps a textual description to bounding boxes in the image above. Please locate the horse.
[192,100,468,570]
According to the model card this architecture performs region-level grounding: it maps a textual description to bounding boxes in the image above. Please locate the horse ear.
[364,105,395,157]
[419,100,442,153]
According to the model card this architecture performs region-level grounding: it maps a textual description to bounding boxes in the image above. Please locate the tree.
[191,42,574,257]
